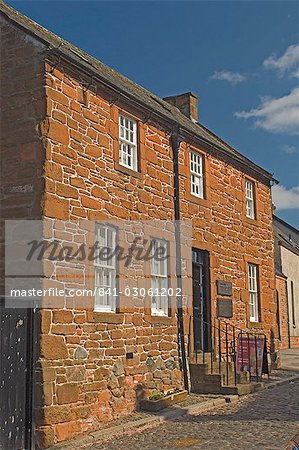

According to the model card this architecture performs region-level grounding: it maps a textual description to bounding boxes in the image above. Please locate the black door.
[192,249,211,352]
[0,299,36,450]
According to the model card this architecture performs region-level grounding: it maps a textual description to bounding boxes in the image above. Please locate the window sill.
[115,162,142,179]
[191,193,205,201]
[87,311,125,324]
[145,314,176,325]
[248,321,263,329]
[243,215,261,227]
[151,312,168,318]
[186,192,210,207]
[94,309,115,314]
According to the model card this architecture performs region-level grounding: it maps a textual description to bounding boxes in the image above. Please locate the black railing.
[194,319,268,386]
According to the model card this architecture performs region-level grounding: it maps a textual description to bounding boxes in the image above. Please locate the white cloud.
[282,144,297,154]
[292,68,299,79]
[272,185,299,211]
[210,70,246,85]
[235,87,299,134]
[263,44,299,77]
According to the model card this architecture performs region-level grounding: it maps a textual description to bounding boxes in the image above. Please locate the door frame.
[192,248,211,353]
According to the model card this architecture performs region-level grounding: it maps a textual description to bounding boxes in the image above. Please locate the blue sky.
[7,0,299,228]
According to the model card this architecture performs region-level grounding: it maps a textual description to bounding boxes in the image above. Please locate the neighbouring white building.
[274,215,299,348]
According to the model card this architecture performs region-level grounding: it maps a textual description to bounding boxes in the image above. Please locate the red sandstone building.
[0,3,278,449]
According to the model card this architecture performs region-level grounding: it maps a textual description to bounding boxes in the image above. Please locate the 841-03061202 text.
[95,287,182,297]
[9,287,182,298]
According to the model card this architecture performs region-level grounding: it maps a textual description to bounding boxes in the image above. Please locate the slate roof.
[0,1,275,182]
[273,215,299,256]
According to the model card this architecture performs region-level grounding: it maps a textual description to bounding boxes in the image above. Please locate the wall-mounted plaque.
[216,280,233,296]
[217,298,233,318]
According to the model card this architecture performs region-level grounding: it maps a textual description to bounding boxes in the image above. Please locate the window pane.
[95,267,116,310]
[245,179,255,219]
[95,226,116,312]
[119,114,138,171]
[151,239,168,316]
[190,151,204,198]
[248,263,259,322]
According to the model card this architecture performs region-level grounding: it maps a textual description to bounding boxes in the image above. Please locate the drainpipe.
[170,130,189,392]
[285,278,291,349]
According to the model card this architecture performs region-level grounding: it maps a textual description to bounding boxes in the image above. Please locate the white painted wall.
[281,246,299,337]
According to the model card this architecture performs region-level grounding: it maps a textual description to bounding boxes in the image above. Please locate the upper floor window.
[119,114,138,171]
[94,224,117,312]
[190,151,204,198]
[248,263,259,322]
[245,179,255,219]
[151,239,168,316]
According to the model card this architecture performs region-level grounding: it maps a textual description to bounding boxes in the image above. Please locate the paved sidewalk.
[49,369,299,450]
[48,394,230,450]
[95,379,299,450]
[280,348,299,371]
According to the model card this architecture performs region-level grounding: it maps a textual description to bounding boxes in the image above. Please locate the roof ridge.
[0,1,274,182]
[273,215,299,235]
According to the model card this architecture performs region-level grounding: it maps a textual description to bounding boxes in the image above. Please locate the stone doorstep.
[47,396,229,450]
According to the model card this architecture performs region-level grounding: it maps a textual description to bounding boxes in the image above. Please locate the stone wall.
[35,57,277,447]
[275,274,291,351]
[0,21,277,446]
[0,17,45,293]
[179,141,276,339]
[275,272,299,352]
[281,246,299,347]
[37,61,185,447]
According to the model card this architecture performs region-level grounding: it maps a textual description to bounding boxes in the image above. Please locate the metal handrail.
[194,318,268,387]
[219,318,266,336]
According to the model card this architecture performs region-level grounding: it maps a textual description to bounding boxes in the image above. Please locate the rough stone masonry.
[0,5,278,448]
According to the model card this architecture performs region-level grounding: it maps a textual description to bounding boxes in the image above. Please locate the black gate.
[0,299,36,450]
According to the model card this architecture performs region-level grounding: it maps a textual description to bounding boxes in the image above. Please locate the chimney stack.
[163,92,198,123]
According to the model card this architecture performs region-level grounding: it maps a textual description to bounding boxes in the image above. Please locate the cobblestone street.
[98,380,299,450]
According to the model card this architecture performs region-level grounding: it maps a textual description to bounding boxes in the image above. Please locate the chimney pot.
[163,92,198,122]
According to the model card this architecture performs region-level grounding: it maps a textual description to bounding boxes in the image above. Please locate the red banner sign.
[236,335,265,377]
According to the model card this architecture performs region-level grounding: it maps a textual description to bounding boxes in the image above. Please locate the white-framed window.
[248,263,259,322]
[151,239,168,316]
[119,114,138,171]
[245,178,255,219]
[190,150,204,198]
[94,224,117,312]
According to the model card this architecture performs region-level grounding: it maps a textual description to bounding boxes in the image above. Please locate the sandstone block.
[53,310,74,324]
[56,383,80,404]
[43,405,73,424]
[40,335,68,360]
[74,346,88,359]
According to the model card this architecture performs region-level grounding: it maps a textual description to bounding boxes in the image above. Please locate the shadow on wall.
[270,328,280,369]
[135,383,146,411]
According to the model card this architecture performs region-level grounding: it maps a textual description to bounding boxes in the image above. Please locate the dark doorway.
[192,249,211,352]
[0,299,36,450]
